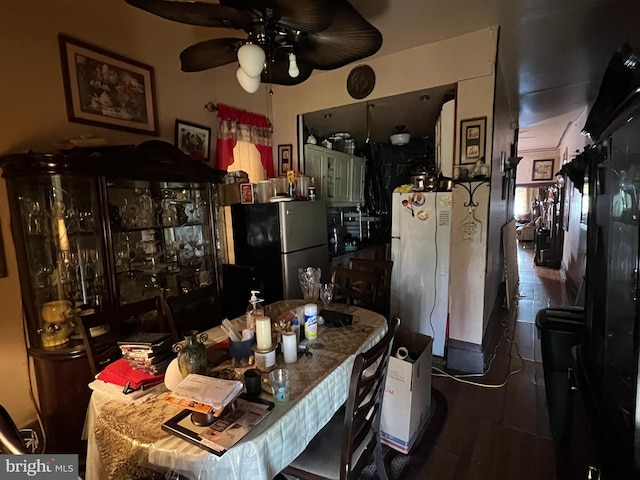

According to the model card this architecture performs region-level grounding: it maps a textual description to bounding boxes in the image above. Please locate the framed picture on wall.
[459,117,486,164]
[58,34,159,135]
[175,119,211,161]
[532,159,554,181]
[278,144,293,175]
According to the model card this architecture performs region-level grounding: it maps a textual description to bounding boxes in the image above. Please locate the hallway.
[415,240,570,479]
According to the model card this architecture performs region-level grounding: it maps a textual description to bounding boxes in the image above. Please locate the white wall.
[559,107,591,298]
[269,27,499,346]
[516,150,560,187]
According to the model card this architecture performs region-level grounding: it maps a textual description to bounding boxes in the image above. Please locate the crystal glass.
[319,283,334,309]
[298,266,321,302]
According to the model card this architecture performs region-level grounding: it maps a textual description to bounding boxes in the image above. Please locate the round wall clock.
[347,65,376,99]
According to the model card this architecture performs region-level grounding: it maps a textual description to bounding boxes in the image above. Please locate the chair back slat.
[349,258,394,317]
[331,267,381,311]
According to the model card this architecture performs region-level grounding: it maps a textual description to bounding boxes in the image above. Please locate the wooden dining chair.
[331,266,381,311]
[281,317,400,480]
[79,296,179,377]
[165,285,222,338]
[77,309,123,377]
[349,258,394,317]
[0,405,28,454]
[116,296,179,343]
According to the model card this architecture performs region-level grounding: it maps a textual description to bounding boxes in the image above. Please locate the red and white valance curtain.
[215,103,274,178]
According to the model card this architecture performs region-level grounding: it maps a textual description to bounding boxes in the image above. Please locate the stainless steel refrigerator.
[229,199,329,305]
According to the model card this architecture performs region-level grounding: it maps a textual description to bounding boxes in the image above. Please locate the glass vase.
[174,330,208,377]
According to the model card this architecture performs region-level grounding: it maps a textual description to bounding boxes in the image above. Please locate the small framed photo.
[240,183,255,204]
[460,117,486,165]
[278,144,293,176]
[175,120,211,161]
[532,159,554,181]
[58,34,158,135]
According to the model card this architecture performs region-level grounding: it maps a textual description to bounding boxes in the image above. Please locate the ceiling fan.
[125,0,383,93]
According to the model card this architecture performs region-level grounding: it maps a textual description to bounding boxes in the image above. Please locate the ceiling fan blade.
[126,0,252,30]
[297,0,382,70]
[180,38,244,72]
[262,51,313,86]
[220,0,332,33]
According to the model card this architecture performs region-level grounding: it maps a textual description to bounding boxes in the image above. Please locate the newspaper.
[167,374,243,412]
[162,396,273,455]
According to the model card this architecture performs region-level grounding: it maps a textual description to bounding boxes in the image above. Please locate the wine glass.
[319,283,334,309]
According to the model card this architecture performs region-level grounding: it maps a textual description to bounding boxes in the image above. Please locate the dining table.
[83,299,388,480]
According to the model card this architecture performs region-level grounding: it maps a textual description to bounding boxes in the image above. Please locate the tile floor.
[415,239,571,479]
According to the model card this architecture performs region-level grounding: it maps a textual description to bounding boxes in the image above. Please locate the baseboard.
[446,339,484,373]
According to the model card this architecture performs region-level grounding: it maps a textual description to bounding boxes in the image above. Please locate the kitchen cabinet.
[304,144,366,206]
[0,140,224,454]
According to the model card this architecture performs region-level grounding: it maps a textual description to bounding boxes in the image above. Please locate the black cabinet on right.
[578,98,640,478]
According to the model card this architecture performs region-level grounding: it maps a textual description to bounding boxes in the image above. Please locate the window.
[227,141,265,183]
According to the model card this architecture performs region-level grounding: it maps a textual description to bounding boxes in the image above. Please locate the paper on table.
[171,374,243,411]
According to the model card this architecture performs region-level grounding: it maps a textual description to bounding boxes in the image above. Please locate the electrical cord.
[432,298,525,388]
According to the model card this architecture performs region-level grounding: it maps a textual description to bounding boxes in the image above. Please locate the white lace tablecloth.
[84,301,387,480]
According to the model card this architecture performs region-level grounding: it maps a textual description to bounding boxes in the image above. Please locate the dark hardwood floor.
[416,241,569,479]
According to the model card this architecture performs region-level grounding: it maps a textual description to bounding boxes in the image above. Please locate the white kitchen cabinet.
[304,145,366,206]
[350,156,366,204]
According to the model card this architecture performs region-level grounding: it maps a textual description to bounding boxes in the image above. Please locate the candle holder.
[252,344,277,373]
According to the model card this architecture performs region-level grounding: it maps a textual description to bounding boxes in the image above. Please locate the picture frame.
[459,117,486,165]
[58,34,159,135]
[278,144,293,175]
[175,119,211,161]
[240,183,255,204]
[531,159,554,181]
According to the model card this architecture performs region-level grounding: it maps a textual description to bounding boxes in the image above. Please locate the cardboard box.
[380,329,433,454]
[219,183,241,205]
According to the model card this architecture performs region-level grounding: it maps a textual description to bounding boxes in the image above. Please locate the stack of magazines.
[165,374,244,415]
[118,332,174,375]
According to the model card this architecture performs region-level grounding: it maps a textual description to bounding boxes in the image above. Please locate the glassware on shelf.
[39,300,75,348]
[162,199,177,226]
[136,192,155,228]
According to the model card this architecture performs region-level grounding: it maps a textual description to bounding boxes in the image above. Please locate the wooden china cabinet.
[0,141,224,454]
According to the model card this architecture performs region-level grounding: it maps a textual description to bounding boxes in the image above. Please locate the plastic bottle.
[304,303,318,340]
[246,290,264,330]
[308,177,317,201]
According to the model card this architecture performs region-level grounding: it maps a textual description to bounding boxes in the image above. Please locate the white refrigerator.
[390,191,452,357]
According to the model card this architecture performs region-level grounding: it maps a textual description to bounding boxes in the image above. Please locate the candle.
[255,315,272,351]
[57,218,69,251]
[282,331,297,364]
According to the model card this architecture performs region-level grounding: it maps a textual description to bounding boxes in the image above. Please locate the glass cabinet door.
[13,174,107,351]
[105,179,214,306]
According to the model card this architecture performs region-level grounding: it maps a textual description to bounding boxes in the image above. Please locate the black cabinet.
[577,99,640,478]
[0,141,224,453]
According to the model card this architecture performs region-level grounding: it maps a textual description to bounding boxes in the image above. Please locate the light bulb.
[237,43,265,78]
[288,53,299,78]
[236,67,260,93]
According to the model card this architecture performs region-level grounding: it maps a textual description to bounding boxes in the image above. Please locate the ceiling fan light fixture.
[237,43,265,78]
[288,53,300,78]
[236,66,261,93]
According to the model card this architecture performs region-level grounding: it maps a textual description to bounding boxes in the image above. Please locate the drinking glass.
[319,283,334,309]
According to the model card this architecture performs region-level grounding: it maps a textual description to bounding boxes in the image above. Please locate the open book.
[165,374,244,413]
[162,395,273,456]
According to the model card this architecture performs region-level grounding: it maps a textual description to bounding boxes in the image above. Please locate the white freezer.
[390,191,452,357]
